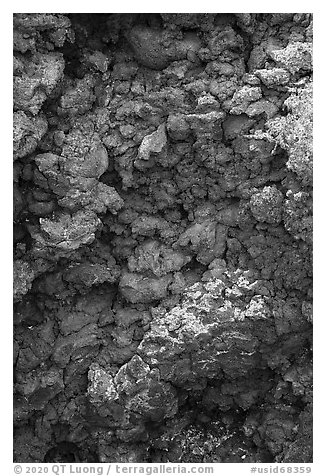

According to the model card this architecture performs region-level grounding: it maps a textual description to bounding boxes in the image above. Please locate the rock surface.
[13,13,312,463]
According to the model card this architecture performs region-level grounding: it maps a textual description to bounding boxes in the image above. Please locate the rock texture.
[13,13,312,463]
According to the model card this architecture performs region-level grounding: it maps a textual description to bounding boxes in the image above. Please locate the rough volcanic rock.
[13,12,313,464]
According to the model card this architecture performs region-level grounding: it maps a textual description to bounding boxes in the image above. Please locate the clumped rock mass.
[13,13,312,463]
